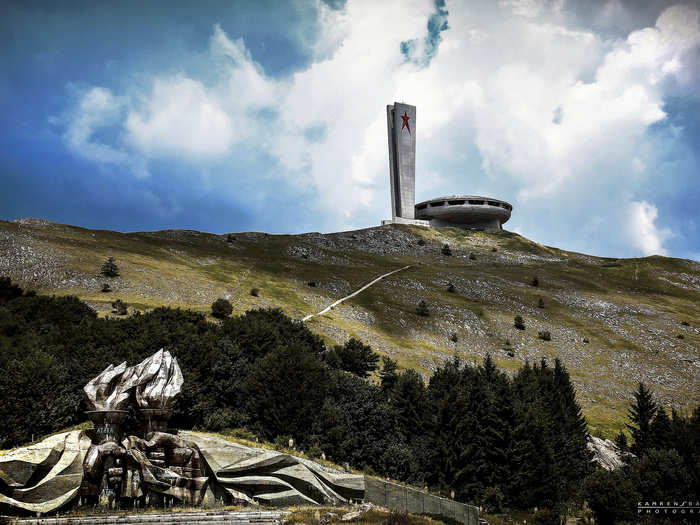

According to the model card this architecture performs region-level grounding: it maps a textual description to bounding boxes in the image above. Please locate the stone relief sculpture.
[0,349,364,516]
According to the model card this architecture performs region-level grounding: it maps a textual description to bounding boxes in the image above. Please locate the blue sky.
[1,0,699,260]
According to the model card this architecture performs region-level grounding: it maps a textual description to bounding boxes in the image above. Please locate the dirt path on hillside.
[301,265,414,322]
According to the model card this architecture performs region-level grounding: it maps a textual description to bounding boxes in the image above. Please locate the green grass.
[3,219,699,435]
[284,505,441,525]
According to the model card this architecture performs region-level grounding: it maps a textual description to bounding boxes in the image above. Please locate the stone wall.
[364,478,479,525]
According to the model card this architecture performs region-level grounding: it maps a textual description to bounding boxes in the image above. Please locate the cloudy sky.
[2,0,699,259]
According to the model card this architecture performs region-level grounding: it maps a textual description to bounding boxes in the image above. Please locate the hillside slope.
[1,218,698,436]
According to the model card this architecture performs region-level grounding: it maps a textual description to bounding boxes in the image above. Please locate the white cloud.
[628,200,672,256]
[61,1,700,255]
[312,0,351,60]
[64,87,129,165]
[125,76,235,158]
[63,87,149,177]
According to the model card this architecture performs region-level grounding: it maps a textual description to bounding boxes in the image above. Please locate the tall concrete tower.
[387,102,416,220]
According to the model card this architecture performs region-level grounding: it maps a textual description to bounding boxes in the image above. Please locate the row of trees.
[0,279,591,514]
[584,383,700,525]
[8,278,698,522]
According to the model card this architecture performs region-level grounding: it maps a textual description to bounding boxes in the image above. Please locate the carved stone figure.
[0,349,365,516]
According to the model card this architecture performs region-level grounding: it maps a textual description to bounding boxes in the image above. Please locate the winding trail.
[301,264,413,322]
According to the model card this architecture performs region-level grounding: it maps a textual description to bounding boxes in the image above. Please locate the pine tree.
[100,257,119,277]
[379,357,399,394]
[552,358,592,492]
[426,357,465,494]
[508,404,558,509]
[626,382,657,457]
[473,357,513,499]
[650,407,672,450]
[390,369,428,441]
[614,431,628,452]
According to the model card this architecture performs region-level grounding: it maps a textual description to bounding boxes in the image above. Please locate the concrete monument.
[387,102,417,221]
[0,349,364,516]
[382,101,512,230]
[0,349,477,524]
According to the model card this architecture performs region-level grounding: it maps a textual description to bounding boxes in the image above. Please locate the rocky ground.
[1,218,698,437]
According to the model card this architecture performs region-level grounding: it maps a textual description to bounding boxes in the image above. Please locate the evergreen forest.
[1,278,698,523]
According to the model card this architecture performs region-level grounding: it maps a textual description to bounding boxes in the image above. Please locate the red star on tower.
[400,111,410,134]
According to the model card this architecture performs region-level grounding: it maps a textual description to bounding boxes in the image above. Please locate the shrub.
[203,408,236,431]
[0,277,24,302]
[533,508,560,525]
[491,247,497,252]
[677,334,684,339]
[416,299,429,317]
[447,283,456,293]
[274,435,294,449]
[307,281,317,287]
[211,298,233,319]
[111,299,127,315]
[226,234,235,243]
[325,338,379,378]
[538,330,551,341]
[538,297,545,308]
[382,511,412,525]
[250,287,259,297]
[225,428,258,441]
[514,315,525,330]
[468,252,477,260]
[583,469,639,525]
[307,444,323,459]
[450,332,458,343]
[441,243,452,256]
[681,320,690,326]
[531,275,539,287]
[482,486,505,513]
[583,337,590,343]
[101,283,111,293]
[417,239,426,246]
[100,257,119,277]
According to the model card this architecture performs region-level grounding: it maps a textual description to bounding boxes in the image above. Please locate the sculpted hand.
[128,432,204,478]
[84,441,127,500]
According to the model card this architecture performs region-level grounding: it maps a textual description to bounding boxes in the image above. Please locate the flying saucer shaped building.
[415,195,512,230]
[383,102,512,230]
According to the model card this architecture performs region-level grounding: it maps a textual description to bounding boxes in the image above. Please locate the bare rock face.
[587,436,624,470]
[83,349,183,411]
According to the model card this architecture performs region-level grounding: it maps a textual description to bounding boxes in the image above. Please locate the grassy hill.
[1,218,698,438]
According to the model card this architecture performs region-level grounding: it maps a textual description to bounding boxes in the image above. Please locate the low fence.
[364,478,479,525]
